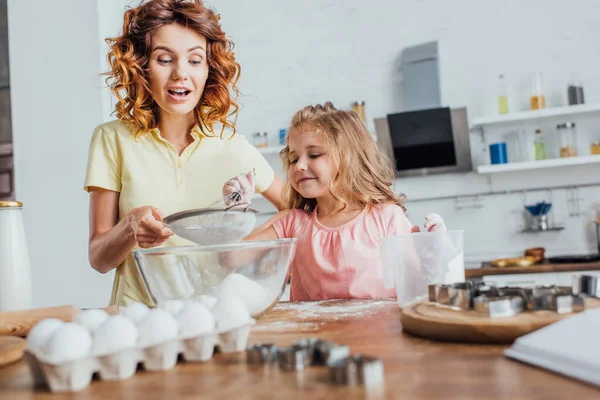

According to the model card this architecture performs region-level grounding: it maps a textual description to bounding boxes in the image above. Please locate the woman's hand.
[222,169,255,205]
[411,213,447,233]
[126,206,174,248]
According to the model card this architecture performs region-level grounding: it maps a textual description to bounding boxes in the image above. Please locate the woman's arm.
[88,188,173,274]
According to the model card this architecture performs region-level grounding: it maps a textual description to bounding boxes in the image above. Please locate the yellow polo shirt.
[83,120,274,306]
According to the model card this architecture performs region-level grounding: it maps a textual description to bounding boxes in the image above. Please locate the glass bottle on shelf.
[530,72,546,110]
[557,122,577,157]
[351,101,366,121]
[533,129,547,160]
[497,74,509,114]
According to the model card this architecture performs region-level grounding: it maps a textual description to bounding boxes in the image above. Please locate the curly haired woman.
[83,0,285,306]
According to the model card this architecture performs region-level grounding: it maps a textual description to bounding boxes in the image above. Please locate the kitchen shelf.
[520,226,565,233]
[471,103,600,128]
[257,146,285,155]
[476,155,600,174]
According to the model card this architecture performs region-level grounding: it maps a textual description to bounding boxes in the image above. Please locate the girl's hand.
[222,169,255,205]
[411,213,447,233]
[126,206,174,248]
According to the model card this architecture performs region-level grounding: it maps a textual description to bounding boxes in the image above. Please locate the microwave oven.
[374,107,472,177]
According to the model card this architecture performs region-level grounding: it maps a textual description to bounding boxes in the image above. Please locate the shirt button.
[177,163,182,168]
[186,149,191,154]
[178,180,184,184]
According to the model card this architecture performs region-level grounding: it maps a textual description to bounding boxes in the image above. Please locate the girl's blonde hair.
[280,102,406,214]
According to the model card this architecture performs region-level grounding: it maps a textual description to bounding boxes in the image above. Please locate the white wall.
[8,0,113,308]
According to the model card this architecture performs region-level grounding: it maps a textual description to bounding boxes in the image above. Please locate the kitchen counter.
[1,299,598,398]
[465,261,600,279]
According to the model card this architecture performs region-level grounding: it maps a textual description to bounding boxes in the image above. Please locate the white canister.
[0,200,32,311]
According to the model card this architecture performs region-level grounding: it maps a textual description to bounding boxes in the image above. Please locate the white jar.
[0,200,32,311]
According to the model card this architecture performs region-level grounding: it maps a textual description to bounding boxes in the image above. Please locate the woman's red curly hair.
[103,0,240,138]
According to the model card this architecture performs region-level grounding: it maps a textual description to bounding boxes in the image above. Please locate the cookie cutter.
[549,294,585,314]
[246,343,279,364]
[291,337,350,366]
[573,275,599,298]
[521,286,573,311]
[277,344,311,371]
[328,355,384,387]
[473,295,523,318]
[429,282,474,310]
[313,340,350,365]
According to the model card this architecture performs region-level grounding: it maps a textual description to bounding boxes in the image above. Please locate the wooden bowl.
[524,247,545,262]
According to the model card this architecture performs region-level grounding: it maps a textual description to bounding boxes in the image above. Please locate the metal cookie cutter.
[431,282,473,310]
[550,294,585,314]
[313,340,350,365]
[473,295,523,318]
[328,355,384,387]
[277,344,312,371]
[573,275,599,298]
[246,343,278,364]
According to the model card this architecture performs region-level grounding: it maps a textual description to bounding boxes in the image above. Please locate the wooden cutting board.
[400,298,600,344]
[0,336,26,367]
[0,305,119,338]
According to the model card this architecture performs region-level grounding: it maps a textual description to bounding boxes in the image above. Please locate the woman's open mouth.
[167,88,192,102]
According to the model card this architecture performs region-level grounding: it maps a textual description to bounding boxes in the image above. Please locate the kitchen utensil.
[547,254,600,264]
[246,343,278,364]
[0,200,32,312]
[0,336,26,367]
[400,296,600,344]
[572,275,599,298]
[429,282,473,310]
[473,296,524,318]
[163,205,257,246]
[292,338,349,366]
[524,201,553,231]
[277,344,311,371]
[524,247,545,262]
[381,230,465,308]
[328,355,384,387]
[312,340,350,366]
[0,305,119,337]
[132,239,297,318]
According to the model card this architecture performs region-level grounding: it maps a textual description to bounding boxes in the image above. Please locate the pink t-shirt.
[272,204,413,301]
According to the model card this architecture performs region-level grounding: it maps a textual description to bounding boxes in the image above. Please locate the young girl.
[225,102,445,301]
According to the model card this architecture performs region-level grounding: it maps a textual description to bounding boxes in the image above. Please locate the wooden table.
[0,299,598,399]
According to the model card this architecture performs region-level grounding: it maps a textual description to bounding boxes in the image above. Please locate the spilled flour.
[251,321,323,332]
[272,298,396,321]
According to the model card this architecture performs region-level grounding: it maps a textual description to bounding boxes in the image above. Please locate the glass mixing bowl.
[132,238,297,318]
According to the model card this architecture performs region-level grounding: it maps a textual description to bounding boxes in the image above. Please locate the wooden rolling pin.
[0,305,119,338]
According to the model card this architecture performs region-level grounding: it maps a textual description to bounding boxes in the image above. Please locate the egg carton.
[25,320,255,393]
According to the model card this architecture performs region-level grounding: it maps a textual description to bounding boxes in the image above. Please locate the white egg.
[157,299,185,316]
[120,302,149,322]
[212,273,274,316]
[93,315,139,356]
[43,323,93,363]
[138,308,179,347]
[73,309,109,334]
[194,294,218,310]
[26,318,64,354]
[177,302,215,338]
[212,297,251,331]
